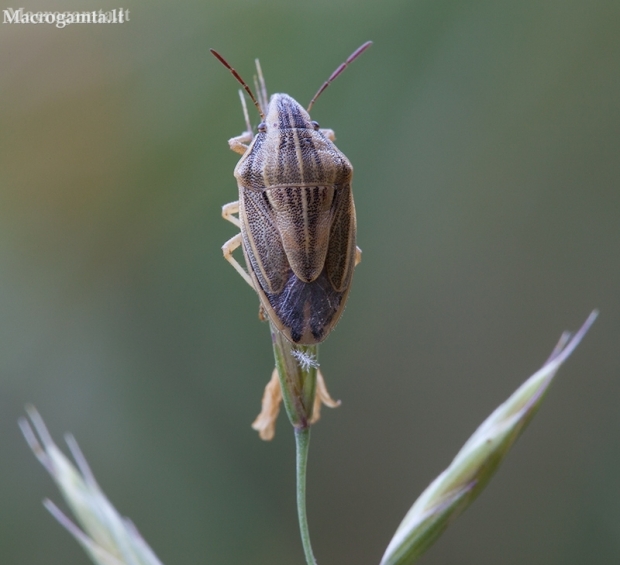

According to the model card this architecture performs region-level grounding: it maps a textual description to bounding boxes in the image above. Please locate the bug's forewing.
[325,183,357,292]
[239,188,289,294]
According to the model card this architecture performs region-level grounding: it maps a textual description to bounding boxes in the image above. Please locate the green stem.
[295,426,317,565]
[270,322,318,428]
[269,323,319,562]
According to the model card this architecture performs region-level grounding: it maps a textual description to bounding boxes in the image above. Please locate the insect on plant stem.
[212,42,372,565]
[213,42,370,345]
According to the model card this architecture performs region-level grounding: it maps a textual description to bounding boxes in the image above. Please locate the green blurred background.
[1,1,619,563]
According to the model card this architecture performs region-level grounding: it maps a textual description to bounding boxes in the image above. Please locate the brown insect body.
[213,43,371,345]
[236,94,356,344]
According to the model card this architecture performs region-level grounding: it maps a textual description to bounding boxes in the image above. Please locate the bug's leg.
[222,201,241,228]
[355,246,362,266]
[229,90,254,155]
[229,131,253,155]
[320,128,336,141]
[222,233,255,289]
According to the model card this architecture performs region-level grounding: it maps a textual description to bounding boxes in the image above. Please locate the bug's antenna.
[307,41,373,112]
[253,75,264,116]
[210,49,265,120]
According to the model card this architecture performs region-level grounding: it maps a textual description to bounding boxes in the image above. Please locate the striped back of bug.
[212,45,370,344]
[235,94,357,344]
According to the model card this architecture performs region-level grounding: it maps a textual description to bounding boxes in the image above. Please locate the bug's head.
[261,93,318,133]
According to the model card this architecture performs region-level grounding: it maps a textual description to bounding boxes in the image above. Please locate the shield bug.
[212,42,371,345]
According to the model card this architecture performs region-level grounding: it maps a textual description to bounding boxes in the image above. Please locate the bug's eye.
[311,120,320,130]
[257,122,267,133]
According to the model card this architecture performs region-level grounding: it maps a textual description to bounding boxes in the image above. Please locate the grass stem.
[295,427,317,565]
